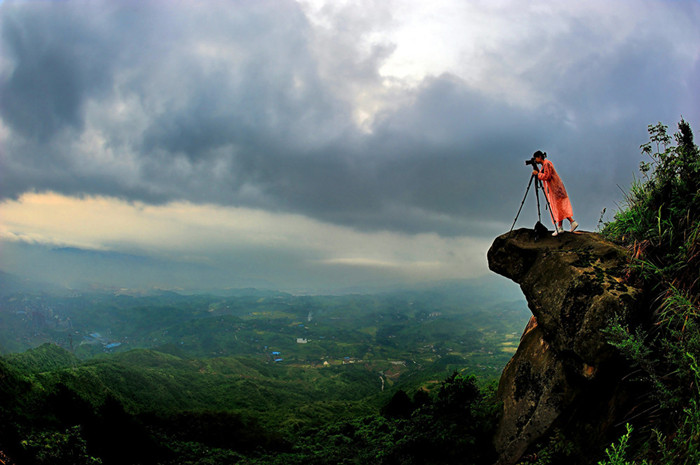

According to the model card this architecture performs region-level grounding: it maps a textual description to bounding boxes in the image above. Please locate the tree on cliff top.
[602,118,700,465]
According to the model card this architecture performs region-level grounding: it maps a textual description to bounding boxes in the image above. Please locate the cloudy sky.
[1,0,698,292]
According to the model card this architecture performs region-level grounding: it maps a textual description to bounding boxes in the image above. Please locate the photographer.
[531,150,578,236]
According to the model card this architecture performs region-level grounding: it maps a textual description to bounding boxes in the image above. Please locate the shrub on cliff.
[602,118,700,464]
[604,118,699,291]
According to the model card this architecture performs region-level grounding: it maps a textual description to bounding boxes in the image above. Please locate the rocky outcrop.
[487,229,645,465]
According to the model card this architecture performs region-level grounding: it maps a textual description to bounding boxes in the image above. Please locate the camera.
[525,157,539,171]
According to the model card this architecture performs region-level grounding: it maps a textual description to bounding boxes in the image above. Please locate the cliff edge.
[487,228,645,465]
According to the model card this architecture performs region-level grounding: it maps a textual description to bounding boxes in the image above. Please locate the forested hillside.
[0,280,527,378]
[0,280,526,464]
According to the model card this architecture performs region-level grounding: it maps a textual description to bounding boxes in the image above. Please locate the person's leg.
[553,220,564,236]
[568,217,579,232]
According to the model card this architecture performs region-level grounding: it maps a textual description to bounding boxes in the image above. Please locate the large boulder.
[487,229,644,465]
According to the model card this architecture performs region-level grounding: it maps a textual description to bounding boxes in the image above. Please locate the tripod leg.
[510,174,536,232]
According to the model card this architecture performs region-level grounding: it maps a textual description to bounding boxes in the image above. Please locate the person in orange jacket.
[532,150,578,236]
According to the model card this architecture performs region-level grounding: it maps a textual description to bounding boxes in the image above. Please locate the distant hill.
[0,282,529,379]
[0,270,65,296]
[3,346,384,428]
[3,342,79,373]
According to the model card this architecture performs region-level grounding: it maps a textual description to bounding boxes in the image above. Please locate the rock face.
[487,229,644,465]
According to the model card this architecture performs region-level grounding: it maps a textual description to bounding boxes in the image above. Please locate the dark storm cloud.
[0,2,119,140]
[1,0,699,238]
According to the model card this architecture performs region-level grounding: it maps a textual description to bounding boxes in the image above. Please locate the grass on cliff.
[601,118,700,465]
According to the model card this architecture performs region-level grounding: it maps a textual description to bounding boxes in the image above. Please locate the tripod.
[510,172,556,233]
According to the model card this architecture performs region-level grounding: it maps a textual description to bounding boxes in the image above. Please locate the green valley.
[0,278,528,464]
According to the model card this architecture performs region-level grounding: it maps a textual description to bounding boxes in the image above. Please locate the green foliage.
[381,373,499,465]
[597,424,645,465]
[0,283,524,464]
[602,119,700,464]
[4,343,79,373]
[21,426,102,465]
[0,358,37,461]
[260,372,500,465]
[603,317,654,370]
[517,430,575,465]
[652,353,700,464]
[604,119,700,283]
[0,356,502,465]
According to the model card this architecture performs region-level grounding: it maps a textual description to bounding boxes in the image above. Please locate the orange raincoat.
[537,159,573,224]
